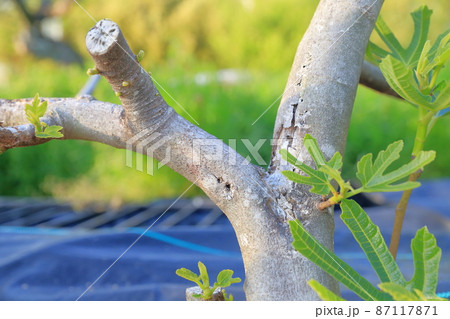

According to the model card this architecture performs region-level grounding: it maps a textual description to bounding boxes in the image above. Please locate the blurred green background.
[0,0,449,206]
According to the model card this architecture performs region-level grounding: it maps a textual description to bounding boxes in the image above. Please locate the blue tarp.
[0,226,244,301]
[0,179,449,301]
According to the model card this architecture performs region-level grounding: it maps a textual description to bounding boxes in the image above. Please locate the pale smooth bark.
[0,0,384,300]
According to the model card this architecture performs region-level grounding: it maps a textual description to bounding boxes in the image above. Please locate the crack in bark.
[290,103,298,127]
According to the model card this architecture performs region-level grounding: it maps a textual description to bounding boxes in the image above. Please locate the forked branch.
[0,1,386,299]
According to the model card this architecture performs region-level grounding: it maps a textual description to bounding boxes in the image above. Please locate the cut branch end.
[86,19,120,56]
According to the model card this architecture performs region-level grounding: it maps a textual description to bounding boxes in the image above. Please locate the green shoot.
[176,262,241,300]
[280,134,434,209]
[366,5,449,258]
[25,94,63,139]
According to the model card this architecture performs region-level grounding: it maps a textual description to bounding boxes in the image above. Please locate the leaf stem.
[318,187,364,210]
[329,184,339,197]
[318,197,340,210]
[389,107,432,259]
[412,108,433,156]
[346,188,363,199]
[388,170,423,259]
[318,193,344,210]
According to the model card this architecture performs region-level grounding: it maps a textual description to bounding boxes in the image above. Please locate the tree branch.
[85,24,320,301]
[1,20,299,299]
[0,5,387,299]
[359,60,400,98]
[0,96,128,151]
[83,20,283,221]
[0,123,46,151]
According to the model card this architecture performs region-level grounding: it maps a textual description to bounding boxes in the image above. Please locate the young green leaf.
[317,166,342,184]
[318,165,350,194]
[429,29,450,62]
[303,134,343,171]
[378,150,435,189]
[407,227,441,297]
[223,291,234,301]
[356,140,435,193]
[403,6,433,67]
[340,199,406,285]
[197,261,209,289]
[308,280,346,301]
[379,283,421,301]
[414,289,448,301]
[374,15,404,61]
[416,40,433,90]
[303,134,326,167]
[175,268,201,287]
[372,6,432,67]
[379,283,447,301]
[289,220,390,301]
[36,125,64,138]
[280,150,332,195]
[369,6,449,113]
[280,135,343,196]
[365,42,390,64]
[432,83,450,111]
[357,141,403,187]
[25,94,47,132]
[176,263,240,301]
[327,152,343,171]
[24,94,64,139]
[379,55,436,109]
[281,170,331,196]
[216,269,241,288]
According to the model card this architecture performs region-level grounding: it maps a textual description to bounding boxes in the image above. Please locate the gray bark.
[360,61,400,98]
[0,0,384,300]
